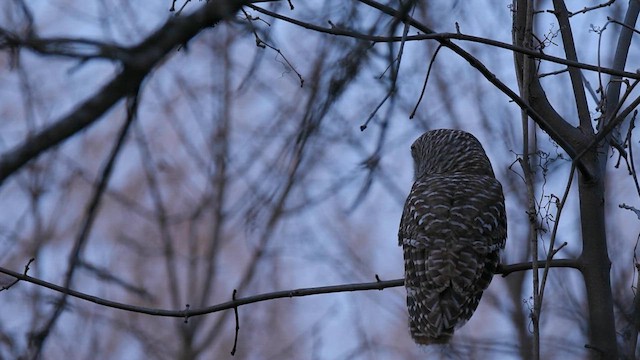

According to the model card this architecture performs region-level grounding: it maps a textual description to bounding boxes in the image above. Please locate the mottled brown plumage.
[399,129,506,344]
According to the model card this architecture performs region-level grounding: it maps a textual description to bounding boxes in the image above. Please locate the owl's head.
[411,129,496,179]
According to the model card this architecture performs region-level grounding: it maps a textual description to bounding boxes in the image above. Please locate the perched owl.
[399,129,507,344]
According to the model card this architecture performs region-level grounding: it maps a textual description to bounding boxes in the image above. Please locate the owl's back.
[399,172,506,344]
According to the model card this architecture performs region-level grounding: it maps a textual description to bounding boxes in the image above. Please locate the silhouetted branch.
[231,289,240,356]
[499,259,581,277]
[567,0,616,17]
[248,4,640,80]
[0,258,579,318]
[410,44,443,119]
[0,258,34,291]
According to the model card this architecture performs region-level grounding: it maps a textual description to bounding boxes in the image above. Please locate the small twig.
[499,259,581,277]
[174,0,192,16]
[607,15,640,35]
[620,203,640,219]
[568,0,616,17]
[551,242,568,256]
[183,304,190,323]
[242,9,268,49]
[360,91,391,131]
[625,113,640,196]
[242,8,303,87]
[266,44,303,87]
[410,45,442,119]
[538,67,568,78]
[0,258,34,291]
[231,289,240,356]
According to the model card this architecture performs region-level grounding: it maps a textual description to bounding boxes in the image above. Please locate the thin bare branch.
[230,289,240,356]
[607,15,640,35]
[0,258,34,292]
[568,0,616,17]
[247,4,640,80]
[410,45,443,119]
[0,258,580,318]
[499,259,582,277]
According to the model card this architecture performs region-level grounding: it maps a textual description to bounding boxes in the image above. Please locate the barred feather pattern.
[399,129,507,345]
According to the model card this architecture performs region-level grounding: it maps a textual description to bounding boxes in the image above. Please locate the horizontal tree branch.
[6,4,635,80]
[248,4,640,80]
[498,258,581,276]
[0,258,579,318]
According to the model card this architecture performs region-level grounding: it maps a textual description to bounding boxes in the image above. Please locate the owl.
[398,129,507,344]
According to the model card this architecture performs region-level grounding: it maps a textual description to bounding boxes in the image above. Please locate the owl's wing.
[400,174,506,252]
